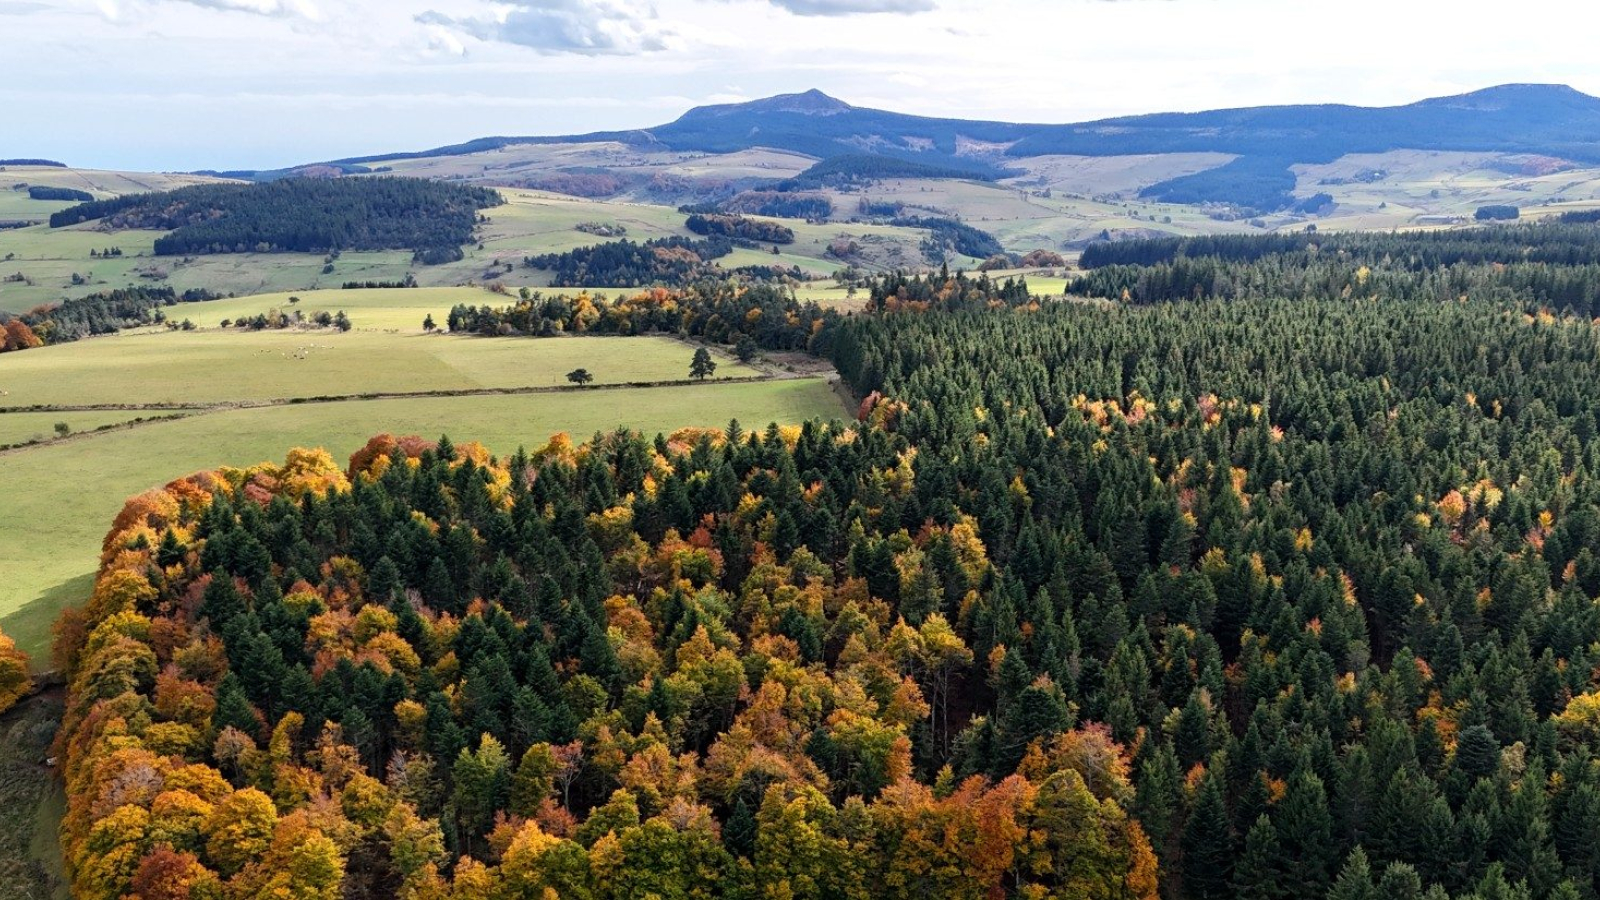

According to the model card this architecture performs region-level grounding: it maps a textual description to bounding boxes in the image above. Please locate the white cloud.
[764,0,933,14]
[420,0,670,55]
[7,0,1600,171]
[417,22,466,57]
[169,0,320,17]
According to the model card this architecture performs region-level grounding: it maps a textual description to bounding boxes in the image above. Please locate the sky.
[3,0,1598,172]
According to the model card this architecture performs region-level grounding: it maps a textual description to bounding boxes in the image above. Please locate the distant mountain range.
[330,83,1600,170]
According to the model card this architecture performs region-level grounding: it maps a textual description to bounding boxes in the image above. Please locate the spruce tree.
[1181,775,1236,900]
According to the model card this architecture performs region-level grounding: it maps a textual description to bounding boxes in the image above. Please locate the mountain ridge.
[323,83,1600,171]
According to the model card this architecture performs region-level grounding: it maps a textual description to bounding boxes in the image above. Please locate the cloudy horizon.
[4,0,1598,172]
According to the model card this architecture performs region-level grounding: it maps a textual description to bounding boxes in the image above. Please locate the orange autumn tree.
[0,624,31,714]
[2,317,43,352]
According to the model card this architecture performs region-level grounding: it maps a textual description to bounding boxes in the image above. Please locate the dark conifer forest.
[47,177,502,258]
[54,221,1600,900]
[28,185,95,202]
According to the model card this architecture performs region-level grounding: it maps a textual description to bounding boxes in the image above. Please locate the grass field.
[0,191,72,223]
[0,411,159,446]
[0,378,844,663]
[160,285,498,330]
[0,329,755,408]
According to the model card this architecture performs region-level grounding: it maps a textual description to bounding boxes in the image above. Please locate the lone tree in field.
[423,313,437,332]
[690,347,717,381]
[566,368,594,386]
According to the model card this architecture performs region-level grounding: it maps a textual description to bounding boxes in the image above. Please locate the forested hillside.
[48,177,502,260]
[50,227,1600,900]
[1075,222,1600,314]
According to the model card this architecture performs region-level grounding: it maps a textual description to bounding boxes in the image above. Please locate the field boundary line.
[0,373,830,458]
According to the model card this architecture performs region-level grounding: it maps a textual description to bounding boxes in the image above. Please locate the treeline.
[227,308,351,332]
[0,158,65,167]
[867,268,1033,312]
[685,213,795,245]
[715,191,835,220]
[1476,205,1521,221]
[447,281,836,351]
[1079,222,1600,269]
[5,285,224,346]
[446,270,1022,349]
[891,215,1005,261]
[1073,223,1600,315]
[343,275,418,290]
[49,177,502,260]
[523,236,736,287]
[27,185,94,202]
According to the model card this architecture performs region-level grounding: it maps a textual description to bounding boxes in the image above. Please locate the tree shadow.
[0,572,93,672]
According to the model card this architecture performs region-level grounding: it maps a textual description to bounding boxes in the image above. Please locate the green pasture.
[0,329,756,409]
[0,410,158,446]
[162,286,512,330]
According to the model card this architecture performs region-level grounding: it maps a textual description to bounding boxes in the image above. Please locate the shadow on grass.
[0,572,93,671]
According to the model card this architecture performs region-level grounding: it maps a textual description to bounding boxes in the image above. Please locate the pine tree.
[1232,815,1287,900]
[689,346,717,381]
[1181,775,1236,900]
[213,672,259,738]
[1328,847,1376,900]
[1276,767,1337,894]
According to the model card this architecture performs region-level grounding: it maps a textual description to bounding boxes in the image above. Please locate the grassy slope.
[823,177,1252,254]
[0,411,156,446]
[163,285,502,330]
[379,143,816,184]
[0,330,757,408]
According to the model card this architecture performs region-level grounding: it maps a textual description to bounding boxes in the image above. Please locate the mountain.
[1012,83,1600,162]
[334,83,1600,170]
[333,88,1028,171]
